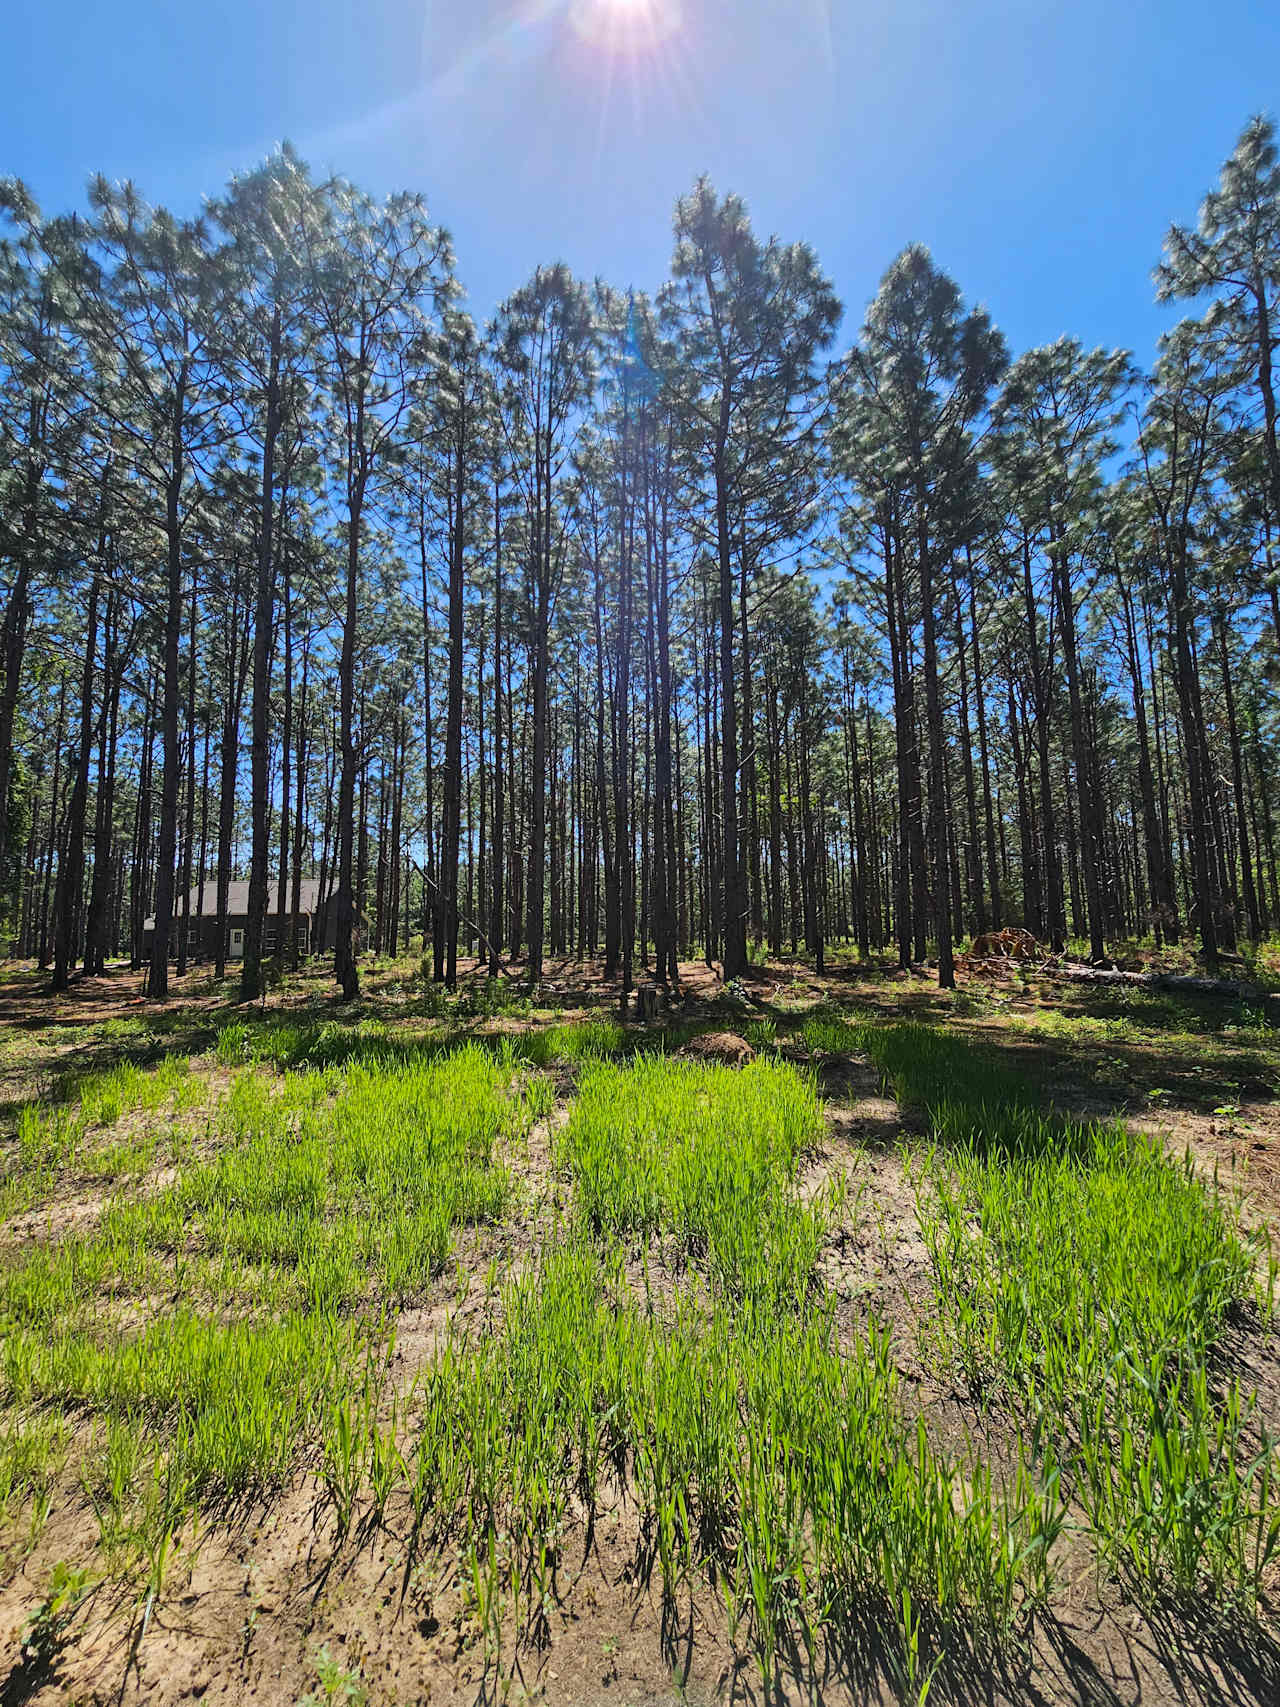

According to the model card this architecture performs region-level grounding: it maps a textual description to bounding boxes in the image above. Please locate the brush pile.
[957,927,1044,973]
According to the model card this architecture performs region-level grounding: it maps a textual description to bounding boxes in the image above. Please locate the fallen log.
[1057,964,1280,1009]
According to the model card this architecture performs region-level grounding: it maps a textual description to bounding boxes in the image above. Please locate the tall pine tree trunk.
[52,565,100,991]
[148,381,189,1001]
[242,306,282,1001]
[714,404,747,979]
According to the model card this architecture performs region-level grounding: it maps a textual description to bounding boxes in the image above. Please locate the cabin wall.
[142,915,312,964]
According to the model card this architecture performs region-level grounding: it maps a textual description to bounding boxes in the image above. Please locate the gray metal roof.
[143,878,323,932]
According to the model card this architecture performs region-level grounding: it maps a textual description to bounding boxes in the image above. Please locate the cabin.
[141,879,352,963]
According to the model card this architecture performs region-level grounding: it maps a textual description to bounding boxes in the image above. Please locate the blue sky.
[4,1,1277,364]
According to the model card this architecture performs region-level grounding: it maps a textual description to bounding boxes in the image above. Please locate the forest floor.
[1,947,1280,1706]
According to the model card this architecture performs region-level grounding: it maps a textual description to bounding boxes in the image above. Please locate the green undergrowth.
[852,1018,1032,1118]
[412,970,534,1021]
[5,1045,536,1326]
[0,1410,68,1543]
[513,1017,627,1065]
[4,979,1280,1680]
[914,1110,1277,1608]
[214,1015,439,1071]
[11,1310,372,1505]
[214,1012,642,1075]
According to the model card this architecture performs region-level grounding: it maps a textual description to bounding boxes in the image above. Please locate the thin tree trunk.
[52,563,100,991]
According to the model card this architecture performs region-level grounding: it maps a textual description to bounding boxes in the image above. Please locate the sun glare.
[568,0,683,51]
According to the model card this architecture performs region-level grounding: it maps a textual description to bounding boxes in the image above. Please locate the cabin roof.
[143,878,324,932]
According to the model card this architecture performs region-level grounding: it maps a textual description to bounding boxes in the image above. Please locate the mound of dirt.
[680,1031,756,1066]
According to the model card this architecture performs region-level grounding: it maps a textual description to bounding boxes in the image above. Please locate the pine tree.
[845,246,1006,987]
[305,179,453,1000]
[666,179,839,979]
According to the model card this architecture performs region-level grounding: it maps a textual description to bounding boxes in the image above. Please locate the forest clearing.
[1,949,1279,1706]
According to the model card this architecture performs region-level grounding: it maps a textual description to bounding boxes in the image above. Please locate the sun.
[567,0,683,50]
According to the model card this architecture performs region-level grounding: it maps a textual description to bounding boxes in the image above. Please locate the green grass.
[0,1044,538,1590]
[4,966,1280,1684]
[1,1057,207,1221]
[741,1015,778,1052]
[411,968,534,1020]
[406,1241,1061,1685]
[540,1017,626,1060]
[12,1309,371,1501]
[558,1055,834,1308]
[215,1010,635,1075]
[74,1056,203,1125]
[0,1410,67,1545]
[126,1045,524,1304]
[915,1114,1278,1607]
[215,1015,419,1070]
[840,1017,1280,1607]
